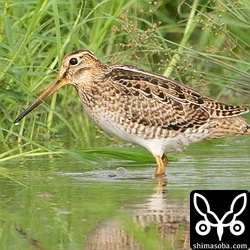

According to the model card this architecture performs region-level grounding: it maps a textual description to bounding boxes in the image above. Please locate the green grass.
[0,0,250,162]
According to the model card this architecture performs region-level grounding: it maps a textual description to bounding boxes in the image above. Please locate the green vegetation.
[1,0,250,162]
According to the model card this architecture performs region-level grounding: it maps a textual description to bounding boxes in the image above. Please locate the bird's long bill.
[14,77,67,125]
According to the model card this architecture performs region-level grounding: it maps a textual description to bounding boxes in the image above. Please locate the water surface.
[0,136,249,249]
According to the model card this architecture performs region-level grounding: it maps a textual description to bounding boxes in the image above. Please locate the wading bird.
[14,50,250,176]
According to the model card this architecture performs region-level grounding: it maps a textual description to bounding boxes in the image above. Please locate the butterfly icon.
[193,192,247,241]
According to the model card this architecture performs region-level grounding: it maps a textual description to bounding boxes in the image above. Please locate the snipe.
[14,50,250,176]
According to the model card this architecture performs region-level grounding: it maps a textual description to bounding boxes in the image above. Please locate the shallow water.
[0,136,249,249]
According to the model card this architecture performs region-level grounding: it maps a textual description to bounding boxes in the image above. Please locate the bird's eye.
[69,57,78,65]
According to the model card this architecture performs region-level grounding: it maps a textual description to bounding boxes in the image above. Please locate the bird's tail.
[209,116,250,139]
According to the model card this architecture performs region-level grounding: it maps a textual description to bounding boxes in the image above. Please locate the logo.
[190,190,249,250]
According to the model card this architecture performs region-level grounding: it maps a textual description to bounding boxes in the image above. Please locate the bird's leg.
[155,154,168,176]
[162,153,168,166]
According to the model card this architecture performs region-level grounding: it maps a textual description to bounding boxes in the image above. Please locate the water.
[0,136,249,249]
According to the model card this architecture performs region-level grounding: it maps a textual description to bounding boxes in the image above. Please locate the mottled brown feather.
[104,66,249,134]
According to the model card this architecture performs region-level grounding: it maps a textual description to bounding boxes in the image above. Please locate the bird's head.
[14,50,106,124]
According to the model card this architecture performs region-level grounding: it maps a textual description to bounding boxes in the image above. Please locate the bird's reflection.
[83,178,190,250]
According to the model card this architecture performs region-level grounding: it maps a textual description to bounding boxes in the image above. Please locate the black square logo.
[190,190,250,250]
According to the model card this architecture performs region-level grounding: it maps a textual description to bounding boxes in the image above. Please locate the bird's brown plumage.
[14,50,250,176]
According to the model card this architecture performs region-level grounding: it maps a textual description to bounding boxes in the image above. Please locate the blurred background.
[1,0,249,158]
[0,1,249,249]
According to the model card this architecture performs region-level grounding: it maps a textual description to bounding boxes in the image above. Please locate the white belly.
[86,108,209,157]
